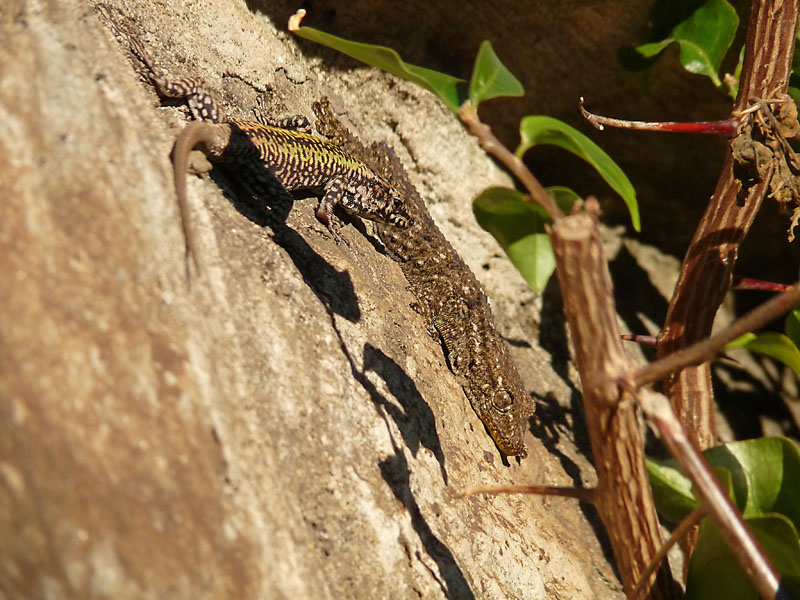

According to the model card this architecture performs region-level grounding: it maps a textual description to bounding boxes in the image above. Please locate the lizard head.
[380,186,413,229]
[482,381,532,458]
[344,178,413,229]
[371,184,414,229]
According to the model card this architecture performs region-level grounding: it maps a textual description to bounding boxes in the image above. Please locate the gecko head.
[468,340,534,458]
[485,383,531,457]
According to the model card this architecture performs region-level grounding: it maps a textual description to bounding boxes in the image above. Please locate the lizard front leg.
[315,177,348,244]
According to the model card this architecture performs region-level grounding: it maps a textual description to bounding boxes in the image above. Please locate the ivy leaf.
[289,12,466,112]
[686,515,800,600]
[785,310,800,348]
[649,438,800,529]
[726,332,800,377]
[651,438,800,598]
[472,186,579,291]
[703,438,800,529]
[647,457,699,523]
[631,0,739,89]
[516,117,640,230]
[468,41,524,107]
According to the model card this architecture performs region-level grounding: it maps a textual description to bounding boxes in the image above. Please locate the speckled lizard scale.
[378,166,534,457]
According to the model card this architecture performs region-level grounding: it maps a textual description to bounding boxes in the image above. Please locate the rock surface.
[0,0,745,598]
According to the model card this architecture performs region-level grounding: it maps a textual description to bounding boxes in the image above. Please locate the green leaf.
[725,45,745,99]
[472,186,579,291]
[468,41,524,107]
[516,117,640,231]
[686,515,800,600]
[651,437,800,598]
[647,457,699,523]
[786,310,800,348]
[725,332,800,376]
[632,0,739,88]
[290,22,466,112]
[634,39,675,60]
[649,438,800,531]
[703,437,800,529]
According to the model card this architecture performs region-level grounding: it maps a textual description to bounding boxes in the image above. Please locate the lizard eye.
[492,388,513,413]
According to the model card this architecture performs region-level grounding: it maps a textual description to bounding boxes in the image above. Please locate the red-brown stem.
[622,334,658,347]
[732,277,794,292]
[579,98,739,136]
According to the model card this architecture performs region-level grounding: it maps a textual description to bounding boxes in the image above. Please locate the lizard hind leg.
[95,4,223,124]
[252,96,313,133]
[312,97,349,147]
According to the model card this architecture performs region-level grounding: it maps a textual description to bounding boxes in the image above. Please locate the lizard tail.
[172,121,230,278]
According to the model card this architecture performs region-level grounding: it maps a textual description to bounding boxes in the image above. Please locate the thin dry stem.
[631,507,706,600]
[579,98,738,135]
[458,101,564,223]
[732,278,794,292]
[633,283,800,388]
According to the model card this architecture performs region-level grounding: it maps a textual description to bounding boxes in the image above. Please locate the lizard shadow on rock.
[210,166,362,323]
[379,440,475,600]
[530,390,618,578]
[363,344,447,479]
[327,310,448,482]
[539,275,571,384]
[537,275,595,461]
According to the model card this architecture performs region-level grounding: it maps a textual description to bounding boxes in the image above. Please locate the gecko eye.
[491,388,513,413]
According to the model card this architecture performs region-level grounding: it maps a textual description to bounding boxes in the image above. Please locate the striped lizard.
[96,4,412,274]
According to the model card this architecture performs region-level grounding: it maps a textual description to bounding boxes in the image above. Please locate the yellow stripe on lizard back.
[230,120,372,191]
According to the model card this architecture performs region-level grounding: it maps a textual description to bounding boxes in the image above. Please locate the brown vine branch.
[550,214,680,599]
[655,0,800,460]
[631,506,707,600]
